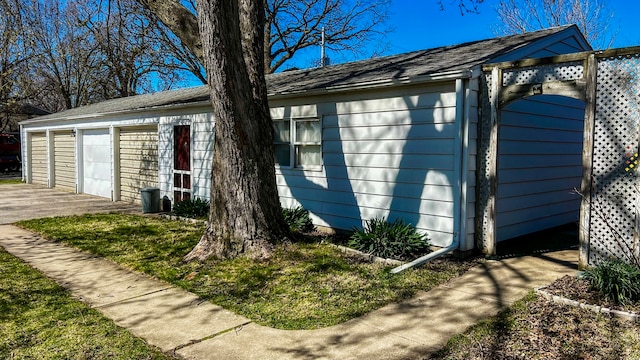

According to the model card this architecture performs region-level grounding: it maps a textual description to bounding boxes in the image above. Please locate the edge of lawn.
[16,213,480,330]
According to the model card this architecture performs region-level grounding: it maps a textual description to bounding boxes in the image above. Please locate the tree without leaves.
[0,0,40,131]
[138,0,391,76]
[494,0,615,49]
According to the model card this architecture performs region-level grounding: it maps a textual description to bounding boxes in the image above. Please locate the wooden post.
[482,67,501,256]
[579,54,597,270]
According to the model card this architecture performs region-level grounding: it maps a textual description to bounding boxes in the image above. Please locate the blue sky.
[384,0,639,53]
[178,0,640,86]
[286,0,640,70]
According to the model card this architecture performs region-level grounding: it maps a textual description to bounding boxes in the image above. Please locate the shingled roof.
[26,25,580,123]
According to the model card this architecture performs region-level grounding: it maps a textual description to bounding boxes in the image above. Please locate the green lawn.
[0,178,22,184]
[0,247,174,359]
[17,213,476,330]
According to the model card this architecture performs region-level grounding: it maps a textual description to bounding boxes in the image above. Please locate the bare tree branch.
[494,0,616,49]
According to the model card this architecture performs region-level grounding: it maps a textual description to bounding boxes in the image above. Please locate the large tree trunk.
[183,0,288,261]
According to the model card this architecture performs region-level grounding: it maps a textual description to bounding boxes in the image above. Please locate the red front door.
[173,125,191,202]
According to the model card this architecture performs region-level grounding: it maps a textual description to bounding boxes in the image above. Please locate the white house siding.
[492,32,590,62]
[496,95,585,242]
[271,82,459,247]
[119,126,159,203]
[29,132,48,185]
[190,114,215,199]
[463,80,480,251]
[53,131,76,191]
[157,110,214,203]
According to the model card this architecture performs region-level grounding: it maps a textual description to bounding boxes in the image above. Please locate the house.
[19,25,591,255]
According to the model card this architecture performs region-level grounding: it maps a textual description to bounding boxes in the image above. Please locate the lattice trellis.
[477,72,493,249]
[478,49,640,267]
[588,54,640,265]
[502,61,584,86]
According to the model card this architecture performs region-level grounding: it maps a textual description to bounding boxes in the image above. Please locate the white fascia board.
[19,101,212,126]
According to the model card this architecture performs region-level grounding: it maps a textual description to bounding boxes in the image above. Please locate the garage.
[53,131,76,191]
[82,129,112,198]
[29,132,47,185]
[119,126,159,203]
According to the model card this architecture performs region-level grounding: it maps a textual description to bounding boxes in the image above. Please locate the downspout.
[391,77,469,273]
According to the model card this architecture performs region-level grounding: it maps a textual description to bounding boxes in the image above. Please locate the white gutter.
[391,77,470,273]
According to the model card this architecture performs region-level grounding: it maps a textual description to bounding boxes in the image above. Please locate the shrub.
[282,206,315,232]
[348,217,430,260]
[581,258,640,305]
[172,197,210,219]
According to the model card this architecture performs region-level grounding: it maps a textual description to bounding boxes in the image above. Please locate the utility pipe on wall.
[391,77,471,273]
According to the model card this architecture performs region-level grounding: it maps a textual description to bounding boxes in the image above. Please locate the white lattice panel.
[502,62,584,86]
[478,73,493,243]
[589,54,640,266]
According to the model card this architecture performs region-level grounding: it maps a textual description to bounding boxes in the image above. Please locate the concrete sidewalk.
[0,224,578,359]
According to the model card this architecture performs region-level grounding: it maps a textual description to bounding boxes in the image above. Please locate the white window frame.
[273,116,322,170]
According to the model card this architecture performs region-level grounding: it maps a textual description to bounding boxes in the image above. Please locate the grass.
[0,178,22,184]
[0,247,174,359]
[431,291,640,359]
[17,213,475,330]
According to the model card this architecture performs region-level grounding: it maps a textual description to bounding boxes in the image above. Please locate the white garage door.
[82,129,112,198]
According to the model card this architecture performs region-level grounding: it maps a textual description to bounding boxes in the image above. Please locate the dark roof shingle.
[27,26,578,123]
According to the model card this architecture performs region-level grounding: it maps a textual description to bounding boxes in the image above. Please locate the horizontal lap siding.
[119,126,158,203]
[30,132,47,185]
[274,84,458,247]
[53,131,76,191]
[496,95,584,242]
[191,116,214,200]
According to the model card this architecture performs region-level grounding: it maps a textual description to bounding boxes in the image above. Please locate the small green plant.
[581,258,640,305]
[282,206,315,232]
[172,197,210,219]
[348,217,430,260]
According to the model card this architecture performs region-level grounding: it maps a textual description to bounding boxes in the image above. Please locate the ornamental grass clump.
[349,217,430,260]
[172,197,210,219]
[581,258,640,305]
[282,206,315,233]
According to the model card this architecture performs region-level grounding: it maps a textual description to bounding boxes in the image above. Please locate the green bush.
[581,258,640,305]
[348,217,430,260]
[282,206,315,232]
[172,197,210,219]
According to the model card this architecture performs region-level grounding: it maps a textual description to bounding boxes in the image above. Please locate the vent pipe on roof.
[320,27,330,67]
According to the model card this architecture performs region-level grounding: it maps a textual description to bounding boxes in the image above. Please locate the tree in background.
[0,0,39,132]
[1,0,195,116]
[494,0,615,49]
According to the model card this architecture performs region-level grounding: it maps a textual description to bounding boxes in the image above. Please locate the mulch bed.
[541,275,640,314]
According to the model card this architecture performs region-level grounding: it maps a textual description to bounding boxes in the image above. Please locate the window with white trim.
[273,118,321,168]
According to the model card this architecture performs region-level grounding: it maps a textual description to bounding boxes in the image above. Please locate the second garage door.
[82,129,112,198]
[53,131,76,191]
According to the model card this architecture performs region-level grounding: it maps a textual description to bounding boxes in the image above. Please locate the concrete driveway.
[0,182,141,224]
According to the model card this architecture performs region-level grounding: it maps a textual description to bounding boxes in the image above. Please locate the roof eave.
[19,100,212,126]
[267,68,474,100]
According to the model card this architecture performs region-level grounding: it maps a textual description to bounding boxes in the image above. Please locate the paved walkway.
[0,224,579,359]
